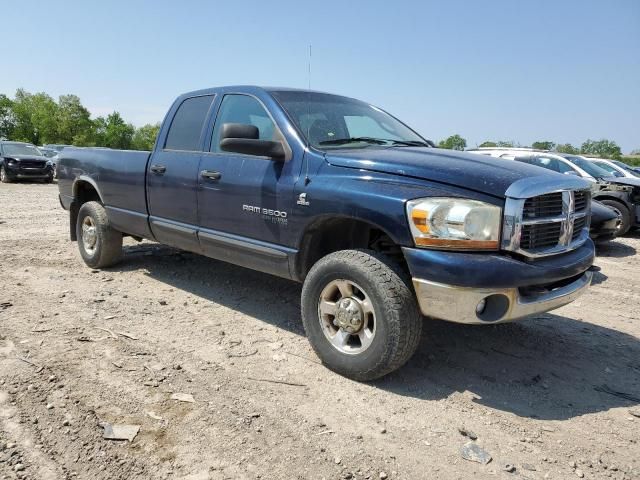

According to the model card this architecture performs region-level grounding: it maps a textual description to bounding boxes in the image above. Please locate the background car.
[586,157,640,179]
[38,147,61,178]
[0,141,54,183]
[467,148,601,180]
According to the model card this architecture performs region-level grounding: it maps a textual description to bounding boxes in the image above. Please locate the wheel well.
[295,217,406,281]
[69,181,102,241]
[594,195,631,211]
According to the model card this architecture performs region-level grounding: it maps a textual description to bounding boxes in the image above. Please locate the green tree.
[531,141,555,151]
[56,94,93,145]
[438,134,467,151]
[496,141,514,148]
[555,143,579,154]
[479,141,497,147]
[580,139,622,160]
[131,123,161,151]
[0,94,15,139]
[10,89,58,145]
[102,112,134,149]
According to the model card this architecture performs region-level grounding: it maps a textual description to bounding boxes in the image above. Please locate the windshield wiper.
[388,139,432,147]
[318,137,389,146]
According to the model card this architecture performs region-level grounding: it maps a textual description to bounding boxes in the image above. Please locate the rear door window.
[164,95,215,151]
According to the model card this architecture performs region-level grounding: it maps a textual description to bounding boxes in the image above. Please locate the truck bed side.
[57,148,152,239]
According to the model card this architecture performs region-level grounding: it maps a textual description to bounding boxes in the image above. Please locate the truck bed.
[57,147,151,237]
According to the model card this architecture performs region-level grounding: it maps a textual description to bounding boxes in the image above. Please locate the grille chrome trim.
[502,187,591,259]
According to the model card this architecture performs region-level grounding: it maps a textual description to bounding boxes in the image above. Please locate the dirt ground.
[0,182,638,480]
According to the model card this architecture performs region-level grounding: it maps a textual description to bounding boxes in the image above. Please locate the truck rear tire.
[599,199,631,235]
[76,201,123,268]
[301,249,422,381]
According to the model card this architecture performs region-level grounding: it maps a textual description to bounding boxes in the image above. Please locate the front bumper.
[413,271,592,324]
[6,164,53,179]
[403,242,595,324]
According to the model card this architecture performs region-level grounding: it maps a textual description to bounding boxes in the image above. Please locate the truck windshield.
[2,144,43,156]
[271,91,428,150]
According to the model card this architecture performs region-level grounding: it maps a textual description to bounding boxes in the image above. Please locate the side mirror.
[219,123,285,160]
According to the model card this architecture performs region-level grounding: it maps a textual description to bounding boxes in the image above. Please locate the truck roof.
[177,85,354,101]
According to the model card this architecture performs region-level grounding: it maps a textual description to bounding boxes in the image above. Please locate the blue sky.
[2,0,638,151]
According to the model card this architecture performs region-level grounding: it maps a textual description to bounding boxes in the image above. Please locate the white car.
[586,157,640,179]
[467,148,599,181]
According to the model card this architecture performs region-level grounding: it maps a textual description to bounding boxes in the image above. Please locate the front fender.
[293,163,504,248]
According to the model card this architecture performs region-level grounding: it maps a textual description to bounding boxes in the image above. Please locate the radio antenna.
[304,44,312,186]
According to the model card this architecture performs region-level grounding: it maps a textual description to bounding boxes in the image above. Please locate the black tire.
[599,199,631,236]
[301,249,422,381]
[76,201,123,268]
[0,166,12,183]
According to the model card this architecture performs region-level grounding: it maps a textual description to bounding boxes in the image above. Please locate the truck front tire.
[76,201,123,268]
[301,249,422,381]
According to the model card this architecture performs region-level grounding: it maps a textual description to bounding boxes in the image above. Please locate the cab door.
[196,93,297,277]
[146,94,215,253]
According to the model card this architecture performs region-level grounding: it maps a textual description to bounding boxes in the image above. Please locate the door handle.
[200,170,222,180]
[150,164,166,175]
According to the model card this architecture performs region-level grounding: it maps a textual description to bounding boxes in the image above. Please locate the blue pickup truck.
[58,86,595,380]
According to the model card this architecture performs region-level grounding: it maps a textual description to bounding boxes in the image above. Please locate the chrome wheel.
[318,279,376,355]
[0,168,6,182]
[81,216,98,256]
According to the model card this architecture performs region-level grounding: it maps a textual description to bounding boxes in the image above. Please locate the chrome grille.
[572,216,587,241]
[520,222,562,249]
[574,191,588,212]
[523,192,563,219]
[502,184,591,259]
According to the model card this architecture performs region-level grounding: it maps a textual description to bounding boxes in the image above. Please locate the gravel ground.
[0,182,639,480]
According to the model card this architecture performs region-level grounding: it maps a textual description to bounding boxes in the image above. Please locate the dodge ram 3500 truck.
[58,86,595,380]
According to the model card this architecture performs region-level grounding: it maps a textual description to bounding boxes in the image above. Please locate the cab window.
[164,95,215,151]
[211,95,277,152]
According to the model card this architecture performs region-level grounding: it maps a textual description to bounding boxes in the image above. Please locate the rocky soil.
[1,182,639,480]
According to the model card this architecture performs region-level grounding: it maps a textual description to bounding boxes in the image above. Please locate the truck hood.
[324,147,570,197]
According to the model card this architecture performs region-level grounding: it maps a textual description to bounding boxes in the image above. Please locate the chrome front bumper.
[412,271,593,325]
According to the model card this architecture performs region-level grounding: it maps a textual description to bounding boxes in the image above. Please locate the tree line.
[0,89,632,161]
[0,89,160,151]
[438,134,629,161]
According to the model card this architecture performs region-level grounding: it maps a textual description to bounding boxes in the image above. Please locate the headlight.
[406,197,501,250]
[6,158,16,165]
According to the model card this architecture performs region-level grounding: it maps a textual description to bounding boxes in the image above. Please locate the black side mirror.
[219,123,285,160]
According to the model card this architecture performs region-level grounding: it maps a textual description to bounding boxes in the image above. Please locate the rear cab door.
[146,94,216,253]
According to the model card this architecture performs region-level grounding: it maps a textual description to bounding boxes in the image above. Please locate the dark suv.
[0,141,54,183]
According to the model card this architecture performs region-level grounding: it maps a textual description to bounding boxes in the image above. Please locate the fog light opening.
[475,294,510,322]
[475,299,487,315]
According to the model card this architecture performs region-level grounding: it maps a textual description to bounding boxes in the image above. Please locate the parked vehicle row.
[467,148,640,235]
[57,86,598,380]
